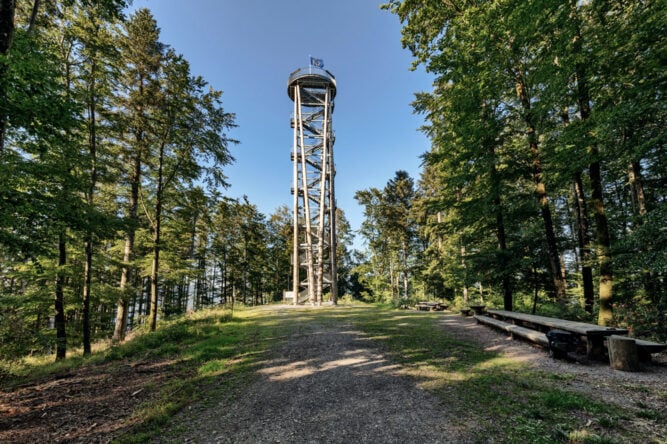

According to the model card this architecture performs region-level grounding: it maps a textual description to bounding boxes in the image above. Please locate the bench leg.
[586,337,606,360]
[638,348,652,363]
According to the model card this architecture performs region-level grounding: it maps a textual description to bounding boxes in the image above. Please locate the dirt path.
[161,307,466,443]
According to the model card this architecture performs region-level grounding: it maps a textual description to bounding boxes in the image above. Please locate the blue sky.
[127,0,433,246]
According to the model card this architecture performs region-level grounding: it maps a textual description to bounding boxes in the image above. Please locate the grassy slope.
[2,304,662,443]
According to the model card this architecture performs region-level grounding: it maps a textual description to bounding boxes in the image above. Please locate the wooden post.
[608,335,639,372]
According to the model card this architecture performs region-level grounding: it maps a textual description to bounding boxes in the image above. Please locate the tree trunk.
[0,0,16,155]
[628,160,647,217]
[532,265,539,314]
[113,155,140,341]
[573,173,594,313]
[148,142,165,332]
[590,157,613,326]
[27,0,40,33]
[489,141,512,311]
[496,201,512,311]
[82,59,99,356]
[401,240,409,299]
[0,0,14,55]
[149,224,160,331]
[54,233,67,360]
[515,74,567,301]
[82,238,93,355]
[461,245,468,306]
[608,336,639,372]
[569,16,614,325]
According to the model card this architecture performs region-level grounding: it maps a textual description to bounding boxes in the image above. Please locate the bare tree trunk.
[532,265,539,314]
[577,92,613,325]
[461,245,468,306]
[590,158,613,325]
[149,142,166,332]
[573,174,594,313]
[401,240,409,299]
[568,6,614,325]
[82,59,99,356]
[389,259,396,302]
[27,0,40,32]
[0,0,16,155]
[515,74,567,301]
[54,233,67,360]
[149,225,161,331]
[489,140,512,310]
[113,152,140,340]
[0,0,14,54]
[496,203,512,310]
[628,160,647,217]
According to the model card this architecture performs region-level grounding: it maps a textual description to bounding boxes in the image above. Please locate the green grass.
[111,307,292,442]
[2,304,660,444]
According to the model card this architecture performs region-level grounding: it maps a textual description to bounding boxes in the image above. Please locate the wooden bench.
[460,308,472,316]
[604,336,667,363]
[635,338,667,354]
[474,315,548,347]
[485,309,628,360]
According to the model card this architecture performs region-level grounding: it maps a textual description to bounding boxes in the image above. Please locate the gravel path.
[161,307,465,443]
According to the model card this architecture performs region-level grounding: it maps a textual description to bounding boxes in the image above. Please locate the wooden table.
[469,305,486,315]
[486,309,628,359]
[415,302,447,311]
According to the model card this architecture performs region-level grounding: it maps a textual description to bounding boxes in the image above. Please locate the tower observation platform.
[287,65,338,306]
[287,66,337,101]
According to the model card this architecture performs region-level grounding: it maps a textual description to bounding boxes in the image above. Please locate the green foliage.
[369,0,667,334]
[613,299,667,342]
[354,171,420,302]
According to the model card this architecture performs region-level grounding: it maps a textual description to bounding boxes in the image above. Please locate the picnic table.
[415,301,448,311]
[469,305,486,315]
[485,309,628,360]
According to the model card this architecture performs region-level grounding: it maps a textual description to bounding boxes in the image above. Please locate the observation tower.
[287,61,338,305]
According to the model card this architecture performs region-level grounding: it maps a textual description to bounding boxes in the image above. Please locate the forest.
[0,1,322,360]
[353,0,666,341]
[1,0,665,366]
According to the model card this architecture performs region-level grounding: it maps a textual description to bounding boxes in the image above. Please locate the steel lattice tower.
[287,65,337,305]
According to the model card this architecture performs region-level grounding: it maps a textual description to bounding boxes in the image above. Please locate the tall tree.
[112,8,163,340]
[383,171,416,299]
[147,48,235,331]
[355,171,417,302]
[70,2,121,355]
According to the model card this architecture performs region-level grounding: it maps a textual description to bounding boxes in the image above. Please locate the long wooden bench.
[476,309,666,364]
[485,309,628,360]
[474,315,549,347]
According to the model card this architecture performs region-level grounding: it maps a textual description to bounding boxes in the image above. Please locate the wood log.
[608,335,639,372]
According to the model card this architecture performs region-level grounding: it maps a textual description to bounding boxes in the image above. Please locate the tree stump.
[608,335,639,372]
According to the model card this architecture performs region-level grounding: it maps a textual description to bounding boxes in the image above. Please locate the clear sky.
[127,0,433,247]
